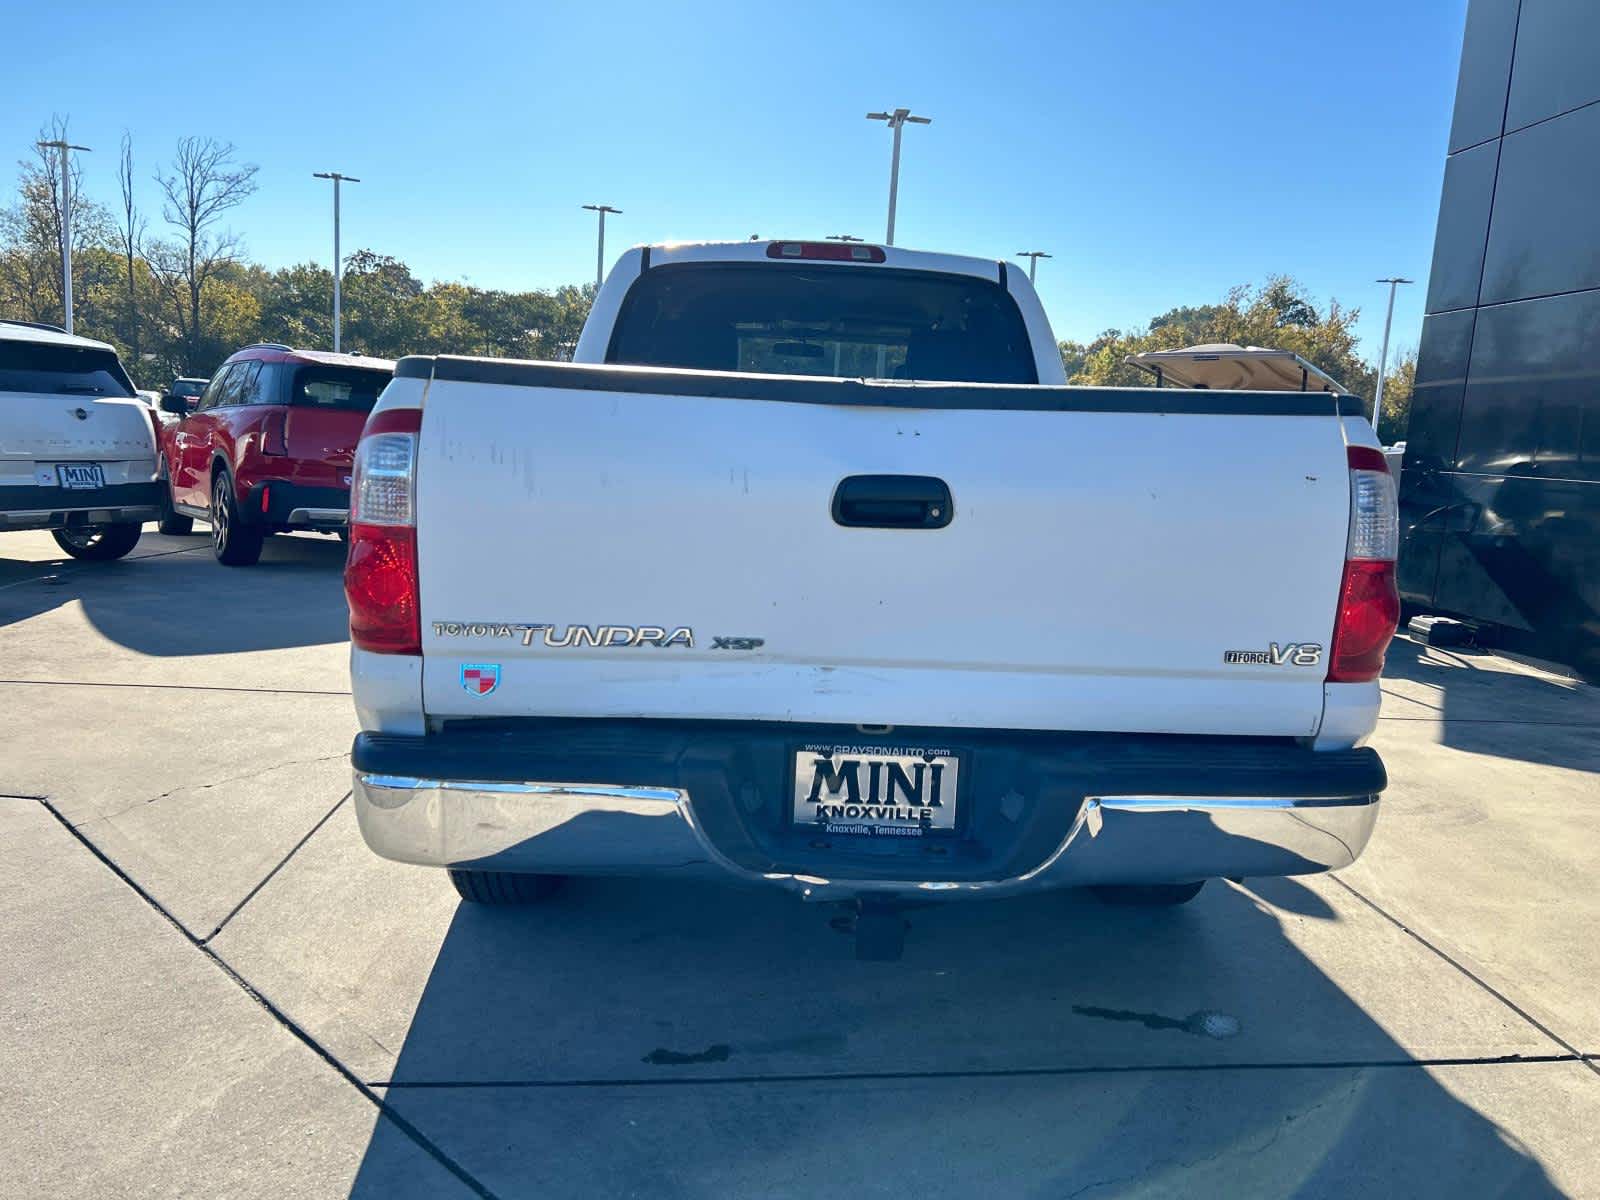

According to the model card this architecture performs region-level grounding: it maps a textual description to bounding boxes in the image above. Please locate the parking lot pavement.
[1344,646,1600,1053]
[2,525,1597,1197]
[0,796,477,1200]
[0,529,348,692]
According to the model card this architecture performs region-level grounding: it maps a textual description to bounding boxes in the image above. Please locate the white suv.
[0,321,160,560]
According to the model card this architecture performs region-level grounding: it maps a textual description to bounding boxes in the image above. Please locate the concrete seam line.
[1328,875,1600,1077]
[202,791,352,944]
[366,1052,1584,1091]
[0,543,213,592]
[0,679,352,697]
[82,757,350,827]
[31,795,502,1200]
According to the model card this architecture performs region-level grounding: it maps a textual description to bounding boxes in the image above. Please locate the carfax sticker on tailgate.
[793,743,959,837]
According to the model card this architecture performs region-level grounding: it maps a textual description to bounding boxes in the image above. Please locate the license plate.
[792,743,960,838]
[55,463,106,490]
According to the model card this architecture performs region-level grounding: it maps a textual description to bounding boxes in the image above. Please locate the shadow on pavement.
[1381,637,1600,772]
[349,877,1564,1198]
[1238,875,1338,920]
[0,532,349,654]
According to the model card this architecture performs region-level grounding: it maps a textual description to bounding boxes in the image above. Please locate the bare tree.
[117,131,146,361]
[148,136,257,369]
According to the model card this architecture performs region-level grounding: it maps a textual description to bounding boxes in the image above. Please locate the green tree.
[253,261,332,350]
[534,283,597,361]
[339,251,425,358]
[1376,349,1416,444]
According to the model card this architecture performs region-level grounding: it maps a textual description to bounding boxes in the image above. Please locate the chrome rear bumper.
[353,772,1380,901]
[286,506,348,528]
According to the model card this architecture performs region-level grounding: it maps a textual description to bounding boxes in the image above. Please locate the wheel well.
[210,457,262,526]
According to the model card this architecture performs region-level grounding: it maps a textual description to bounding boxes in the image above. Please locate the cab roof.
[638,240,1015,285]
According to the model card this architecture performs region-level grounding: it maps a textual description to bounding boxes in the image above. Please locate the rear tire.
[156,465,193,535]
[1091,880,1207,907]
[210,469,264,566]
[51,523,143,561]
[448,869,564,905]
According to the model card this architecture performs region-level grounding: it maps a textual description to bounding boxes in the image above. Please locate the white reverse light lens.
[353,432,416,526]
[1348,468,1398,561]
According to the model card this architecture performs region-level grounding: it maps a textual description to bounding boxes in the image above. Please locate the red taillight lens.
[346,406,423,655]
[262,410,288,455]
[1328,560,1400,682]
[1345,445,1389,474]
[346,524,420,654]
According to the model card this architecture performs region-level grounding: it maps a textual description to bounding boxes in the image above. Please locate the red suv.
[156,344,395,565]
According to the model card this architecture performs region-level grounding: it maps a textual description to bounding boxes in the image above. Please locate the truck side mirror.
[159,394,191,415]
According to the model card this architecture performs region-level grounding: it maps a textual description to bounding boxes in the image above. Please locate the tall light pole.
[866,108,931,246]
[313,172,360,352]
[1016,250,1052,285]
[583,204,621,290]
[1373,277,1414,425]
[38,139,91,333]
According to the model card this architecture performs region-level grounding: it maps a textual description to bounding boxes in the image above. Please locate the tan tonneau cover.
[1125,343,1347,393]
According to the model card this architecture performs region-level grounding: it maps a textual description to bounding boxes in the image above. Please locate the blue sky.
[4,0,1466,360]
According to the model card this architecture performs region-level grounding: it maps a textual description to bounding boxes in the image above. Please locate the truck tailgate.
[413,364,1354,738]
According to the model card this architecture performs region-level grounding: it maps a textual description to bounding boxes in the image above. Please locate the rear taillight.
[1327,445,1400,682]
[345,408,422,655]
[767,240,886,263]
[347,526,420,653]
[262,410,287,456]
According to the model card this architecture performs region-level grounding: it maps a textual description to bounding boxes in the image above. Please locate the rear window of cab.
[606,262,1038,385]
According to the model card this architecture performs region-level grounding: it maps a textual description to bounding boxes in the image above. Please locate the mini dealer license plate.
[55,463,105,490]
[792,743,959,837]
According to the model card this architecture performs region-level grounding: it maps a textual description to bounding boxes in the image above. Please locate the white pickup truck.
[1,321,160,559]
[345,240,1397,954]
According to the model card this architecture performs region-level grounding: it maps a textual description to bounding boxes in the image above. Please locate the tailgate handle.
[832,475,953,529]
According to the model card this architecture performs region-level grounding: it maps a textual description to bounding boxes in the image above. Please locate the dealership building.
[1400,0,1599,677]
